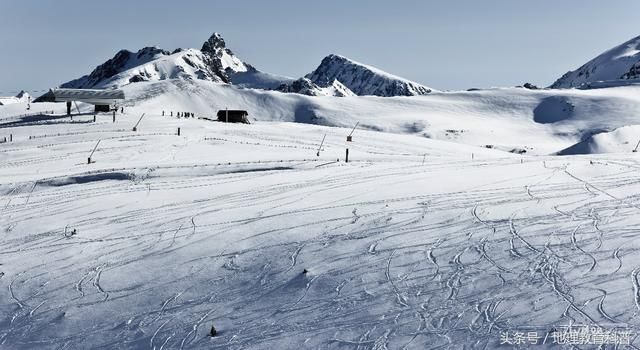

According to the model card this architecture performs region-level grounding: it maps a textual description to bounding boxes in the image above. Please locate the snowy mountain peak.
[14,90,30,100]
[57,32,431,95]
[61,47,172,88]
[551,34,640,89]
[201,32,227,53]
[305,54,435,97]
[137,46,171,58]
[199,32,250,82]
[59,32,293,90]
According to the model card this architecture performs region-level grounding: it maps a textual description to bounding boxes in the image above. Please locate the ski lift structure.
[34,88,125,115]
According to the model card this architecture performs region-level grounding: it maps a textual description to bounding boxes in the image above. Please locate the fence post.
[93,114,96,123]
[113,111,116,123]
[345,148,349,163]
[9,134,12,142]
[177,127,181,136]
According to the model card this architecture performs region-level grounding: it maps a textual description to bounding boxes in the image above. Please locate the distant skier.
[120,107,124,114]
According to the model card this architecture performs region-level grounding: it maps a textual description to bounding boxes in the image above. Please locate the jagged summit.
[201,32,227,54]
[551,34,640,89]
[199,32,250,83]
[305,54,434,96]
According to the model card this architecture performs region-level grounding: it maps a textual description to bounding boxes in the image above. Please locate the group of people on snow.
[162,110,195,118]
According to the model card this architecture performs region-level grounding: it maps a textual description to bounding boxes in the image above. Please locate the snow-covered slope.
[60,33,292,90]
[228,69,294,90]
[275,77,355,97]
[106,79,640,155]
[551,34,640,89]
[61,46,173,88]
[3,104,640,348]
[557,125,640,155]
[305,54,435,96]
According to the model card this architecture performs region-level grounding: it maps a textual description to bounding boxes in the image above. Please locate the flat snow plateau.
[3,88,640,348]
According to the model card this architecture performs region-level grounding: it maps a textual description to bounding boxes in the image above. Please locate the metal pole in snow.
[132,113,146,131]
[88,139,101,164]
[348,122,359,137]
[226,108,228,123]
[317,134,326,157]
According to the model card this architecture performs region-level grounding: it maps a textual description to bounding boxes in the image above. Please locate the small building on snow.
[217,110,250,124]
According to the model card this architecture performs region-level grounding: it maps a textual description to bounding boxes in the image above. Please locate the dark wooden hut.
[217,110,250,124]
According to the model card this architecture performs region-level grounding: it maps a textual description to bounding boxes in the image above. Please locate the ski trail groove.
[93,264,109,301]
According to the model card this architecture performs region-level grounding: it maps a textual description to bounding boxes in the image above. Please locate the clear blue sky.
[0,0,638,94]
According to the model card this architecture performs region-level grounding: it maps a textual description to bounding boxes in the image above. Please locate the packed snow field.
[116,80,640,157]
[3,92,640,349]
